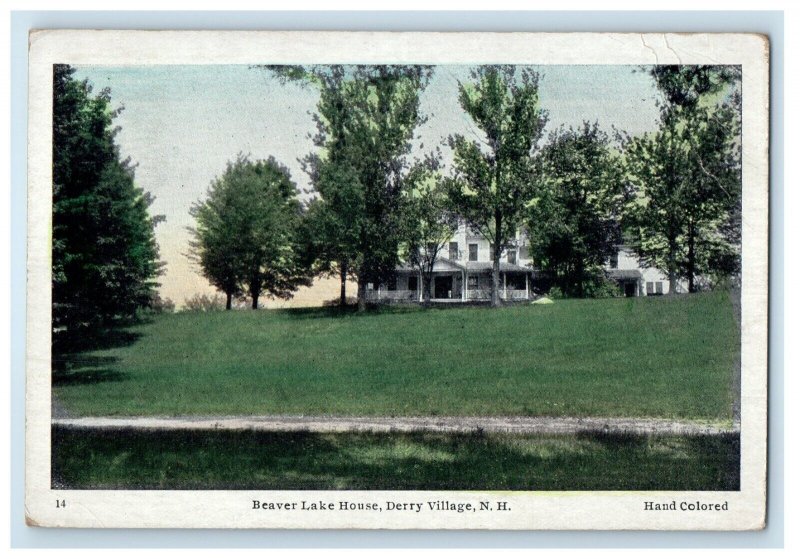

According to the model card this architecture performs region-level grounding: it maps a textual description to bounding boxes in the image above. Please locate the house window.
[519,246,529,261]
[449,242,459,261]
[468,276,478,289]
[468,243,478,261]
[387,275,397,291]
[646,282,654,295]
[489,244,495,261]
[655,281,663,294]
[609,253,618,269]
[408,276,418,292]
[507,250,517,265]
[426,242,437,256]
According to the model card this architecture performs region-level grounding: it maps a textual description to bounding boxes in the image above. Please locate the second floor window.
[609,253,618,269]
[449,242,459,261]
[507,250,517,265]
[469,243,478,261]
[426,242,437,256]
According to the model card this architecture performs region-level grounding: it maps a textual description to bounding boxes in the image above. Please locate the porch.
[365,260,534,303]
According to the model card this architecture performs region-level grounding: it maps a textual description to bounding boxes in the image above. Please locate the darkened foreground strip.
[53,292,739,420]
[52,415,739,437]
[52,427,740,491]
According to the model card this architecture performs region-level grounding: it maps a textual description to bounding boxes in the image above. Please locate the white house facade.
[365,223,686,303]
[605,246,687,297]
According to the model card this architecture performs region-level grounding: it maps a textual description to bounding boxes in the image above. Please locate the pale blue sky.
[73,64,662,304]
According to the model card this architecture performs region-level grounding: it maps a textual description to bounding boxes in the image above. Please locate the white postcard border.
[25,30,769,530]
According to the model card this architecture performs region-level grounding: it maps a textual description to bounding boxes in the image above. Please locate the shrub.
[148,294,176,314]
[586,278,623,299]
[182,293,227,312]
[323,296,359,307]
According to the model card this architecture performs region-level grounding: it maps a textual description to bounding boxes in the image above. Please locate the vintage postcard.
[25,30,768,530]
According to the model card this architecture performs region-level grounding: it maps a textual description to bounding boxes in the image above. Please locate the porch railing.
[504,289,530,301]
[365,289,419,302]
[466,289,530,301]
[366,288,531,303]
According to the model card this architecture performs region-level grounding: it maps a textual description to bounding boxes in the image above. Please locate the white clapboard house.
[365,222,685,303]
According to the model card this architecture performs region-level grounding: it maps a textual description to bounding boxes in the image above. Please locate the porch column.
[462,270,466,301]
[525,273,529,300]
[503,272,507,300]
[419,271,423,302]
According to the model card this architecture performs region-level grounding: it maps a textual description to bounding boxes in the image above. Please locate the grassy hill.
[53,291,739,420]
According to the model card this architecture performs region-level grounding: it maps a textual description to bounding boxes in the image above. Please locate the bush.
[323,296,358,307]
[548,277,621,299]
[148,294,176,314]
[586,278,622,299]
[547,286,567,300]
[182,293,227,312]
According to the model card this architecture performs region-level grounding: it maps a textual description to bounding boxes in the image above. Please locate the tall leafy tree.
[528,123,628,298]
[296,163,364,307]
[265,65,432,311]
[623,65,741,293]
[188,175,243,310]
[52,64,163,334]
[400,159,459,305]
[445,66,548,307]
[189,154,311,309]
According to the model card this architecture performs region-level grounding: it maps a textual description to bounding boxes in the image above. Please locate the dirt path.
[52,415,738,436]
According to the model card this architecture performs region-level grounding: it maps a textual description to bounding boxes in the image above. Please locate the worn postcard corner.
[25,30,768,530]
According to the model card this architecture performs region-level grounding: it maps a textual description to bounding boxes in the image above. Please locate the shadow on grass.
[52,327,141,386]
[280,304,424,321]
[52,427,740,491]
[52,364,129,386]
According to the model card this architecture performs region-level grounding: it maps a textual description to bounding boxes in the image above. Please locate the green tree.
[528,123,628,298]
[189,154,311,309]
[188,173,244,310]
[296,163,364,307]
[52,64,163,334]
[624,65,741,293]
[400,159,458,305]
[445,66,548,307]
[266,65,432,311]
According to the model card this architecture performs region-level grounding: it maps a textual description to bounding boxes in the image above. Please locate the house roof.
[465,261,532,274]
[606,269,642,280]
[396,259,533,274]
[396,257,466,273]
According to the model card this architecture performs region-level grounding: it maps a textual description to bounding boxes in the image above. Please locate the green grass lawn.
[53,291,739,420]
[51,427,740,491]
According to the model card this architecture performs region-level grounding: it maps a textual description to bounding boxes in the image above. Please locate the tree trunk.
[687,221,696,293]
[668,267,678,295]
[491,213,503,308]
[491,252,501,307]
[667,237,678,295]
[225,292,232,310]
[423,274,432,307]
[339,262,348,307]
[357,277,367,312]
[250,280,259,310]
